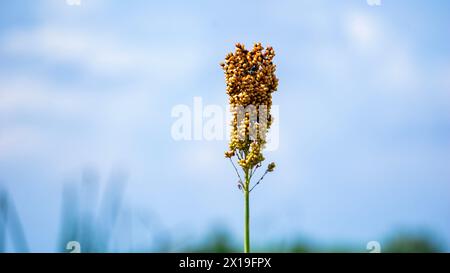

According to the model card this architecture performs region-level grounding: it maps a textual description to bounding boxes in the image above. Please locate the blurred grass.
[182,228,443,253]
[383,232,443,253]
[1,167,446,253]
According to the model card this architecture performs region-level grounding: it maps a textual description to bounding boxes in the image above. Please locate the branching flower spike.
[220,43,278,253]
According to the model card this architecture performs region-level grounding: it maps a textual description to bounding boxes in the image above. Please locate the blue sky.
[0,0,449,252]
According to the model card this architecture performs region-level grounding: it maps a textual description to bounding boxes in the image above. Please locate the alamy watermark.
[66,241,81,253]
[171,97,279,151]
[366,0,381,6]
[366,241,381,253]
[66,0,81,6]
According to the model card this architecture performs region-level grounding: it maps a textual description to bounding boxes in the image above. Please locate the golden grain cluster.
[221,43,278,170]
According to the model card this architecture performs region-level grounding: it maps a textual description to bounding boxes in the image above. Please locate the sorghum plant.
[220,43,278,253]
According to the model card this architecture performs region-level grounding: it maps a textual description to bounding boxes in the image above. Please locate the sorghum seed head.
[221,43,278,170]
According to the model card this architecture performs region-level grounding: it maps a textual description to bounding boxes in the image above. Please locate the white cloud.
[2,27,130,75]
[346,12,381,51]
[380,48,420,90]
[343,11,421,91]
[1,26,205,81]
[0,77,93,117]
[0,76,162,167]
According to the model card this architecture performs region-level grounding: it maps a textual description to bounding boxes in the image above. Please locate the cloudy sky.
[1,0,449,251]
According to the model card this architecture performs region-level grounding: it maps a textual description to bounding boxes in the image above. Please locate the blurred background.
[0,0,449,252]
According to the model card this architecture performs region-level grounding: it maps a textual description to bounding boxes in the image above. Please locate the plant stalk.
[244,168,250,253]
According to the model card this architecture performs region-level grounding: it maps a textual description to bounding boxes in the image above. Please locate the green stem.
[244,168,250,253]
